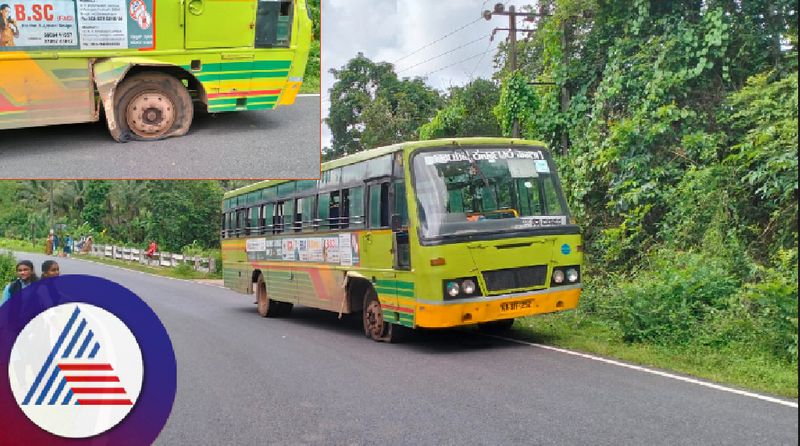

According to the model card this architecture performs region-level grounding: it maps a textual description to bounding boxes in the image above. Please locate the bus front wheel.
[114,72,193,141]
[256,274,278,318]
[363,288,406,343]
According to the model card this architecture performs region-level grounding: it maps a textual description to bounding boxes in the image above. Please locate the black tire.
[477,318,514,334]
[277,301,294,317]
[113,71,193,141]
[362,288,407,343]
[256,274,278,318]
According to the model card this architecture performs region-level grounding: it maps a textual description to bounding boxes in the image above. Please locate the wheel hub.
[365,300,384,338]
[126,92,176,138]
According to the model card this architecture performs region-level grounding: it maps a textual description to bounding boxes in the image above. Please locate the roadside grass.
[300,40,320,94]
[511,311,799,399]
[0,238,39,253]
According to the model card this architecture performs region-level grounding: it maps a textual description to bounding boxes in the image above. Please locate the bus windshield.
[412,146,570,240]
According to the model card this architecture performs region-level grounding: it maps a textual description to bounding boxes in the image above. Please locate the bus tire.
[114,72,193,141]
[477,318,514,334]
[256,274,278,318]
[363,288,406,343]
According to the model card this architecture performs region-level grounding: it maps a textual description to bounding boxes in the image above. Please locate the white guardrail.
[89,244,216,273]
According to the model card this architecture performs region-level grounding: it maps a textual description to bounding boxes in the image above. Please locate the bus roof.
[224,137,547,199]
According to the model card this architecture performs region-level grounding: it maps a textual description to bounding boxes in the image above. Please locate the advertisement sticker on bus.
[0,0,154,51]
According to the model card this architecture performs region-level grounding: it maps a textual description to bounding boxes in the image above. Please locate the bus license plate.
[500,299,532,312]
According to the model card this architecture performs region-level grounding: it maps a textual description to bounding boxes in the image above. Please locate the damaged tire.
[113,72,193,141]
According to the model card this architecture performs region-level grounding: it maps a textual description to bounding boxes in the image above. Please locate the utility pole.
[483,3,540,138]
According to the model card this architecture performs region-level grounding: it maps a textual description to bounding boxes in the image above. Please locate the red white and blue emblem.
[9,303,143,438]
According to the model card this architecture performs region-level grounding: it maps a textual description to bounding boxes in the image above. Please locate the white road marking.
[490,334,799,409]
[297,94,321,97]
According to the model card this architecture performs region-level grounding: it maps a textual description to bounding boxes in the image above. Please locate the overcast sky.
[321,0,538,149]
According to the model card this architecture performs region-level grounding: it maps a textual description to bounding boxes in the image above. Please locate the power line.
[468,38,497,80]
[421,49,492,78]
[392,16,483,65]
[397,34,489,74]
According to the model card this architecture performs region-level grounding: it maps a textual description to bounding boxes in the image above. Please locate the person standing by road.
[45,231,54,255]
[52,233,60,256]
[145,240,158,259]
[41,260,60,279]
[63,235,73,256]
[1,260,38,306]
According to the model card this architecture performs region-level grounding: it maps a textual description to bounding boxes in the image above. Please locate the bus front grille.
[482,265,548,293]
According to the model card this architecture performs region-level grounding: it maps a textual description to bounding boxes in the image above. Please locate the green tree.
[325,53,441,159]
[81,181,111,232]
[145,181,223,251]
[418,78,502,139]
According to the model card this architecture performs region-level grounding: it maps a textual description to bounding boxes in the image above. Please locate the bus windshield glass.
[412,146,569,240]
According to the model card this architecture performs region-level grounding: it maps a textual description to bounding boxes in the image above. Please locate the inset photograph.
[0,0,320,179]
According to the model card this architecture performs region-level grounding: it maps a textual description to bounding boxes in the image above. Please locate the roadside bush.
[0,251,17,285]
[704,248,798,363]
[598,250,739,345]
[173,262,195,279]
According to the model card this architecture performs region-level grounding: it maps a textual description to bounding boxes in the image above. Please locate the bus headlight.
[462,279,477,294]
[566,268,579,283]
[552,270,565,284]
[446,281,460,297]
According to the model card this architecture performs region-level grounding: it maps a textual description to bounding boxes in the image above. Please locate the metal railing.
[89,244,216,273]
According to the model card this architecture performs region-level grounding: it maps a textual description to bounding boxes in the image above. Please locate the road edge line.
[490,334,798,409]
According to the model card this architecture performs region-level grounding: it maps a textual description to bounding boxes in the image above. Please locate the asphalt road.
[0,96,320,179]
[11,253,799,445]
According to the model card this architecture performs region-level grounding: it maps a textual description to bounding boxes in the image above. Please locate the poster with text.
[0,0,154,51]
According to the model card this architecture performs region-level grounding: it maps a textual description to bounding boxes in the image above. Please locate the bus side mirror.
[391,214,403,232]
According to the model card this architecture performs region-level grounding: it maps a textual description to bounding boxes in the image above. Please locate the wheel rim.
[257,280,268,316]
[126,91,176,138]
[364,299,385,339]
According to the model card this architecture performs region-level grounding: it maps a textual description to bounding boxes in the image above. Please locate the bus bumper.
[278,78,303,105]
[413,285,581,328]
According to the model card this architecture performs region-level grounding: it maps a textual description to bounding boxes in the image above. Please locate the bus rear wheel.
[114,72,193,141]
[256,274,278,318]
[363,288,406,343]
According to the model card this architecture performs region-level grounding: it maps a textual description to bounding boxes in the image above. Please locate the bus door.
[0,57,95,130]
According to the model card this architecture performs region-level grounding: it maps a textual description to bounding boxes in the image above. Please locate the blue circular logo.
[561,243,571,255]
[0,275,176,445]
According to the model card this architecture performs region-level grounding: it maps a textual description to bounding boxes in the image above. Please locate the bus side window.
[368,183,390,228]
[273,202,284,233]
[340,189,350,228]
[393,181,408,227]
[328,191,341,229]
[257,205,266,235]
[264,203,274,233]
[255,0,293,48]
[282,200,294,233]
[294,197,314,232]
[317,193,330,230]
[249,207,259,235]
[237,209,247,236]
[348,186,365,229]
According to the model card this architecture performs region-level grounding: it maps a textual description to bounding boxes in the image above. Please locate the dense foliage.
[0,181,235,252]
[324,54,442,159]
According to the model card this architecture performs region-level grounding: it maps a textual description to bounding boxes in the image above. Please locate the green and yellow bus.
[221,137,583,342]
[0,0,312,141]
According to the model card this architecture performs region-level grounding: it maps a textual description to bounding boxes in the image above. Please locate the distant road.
[0,96,320,179]
[11,253,799,445]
